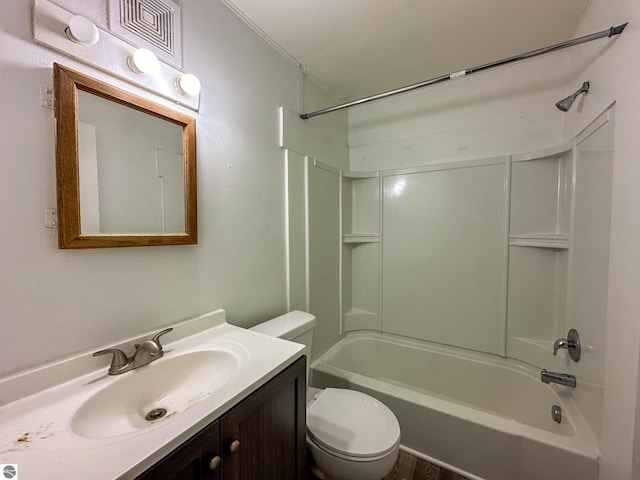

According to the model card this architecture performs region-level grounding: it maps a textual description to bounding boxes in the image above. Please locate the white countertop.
[0,309,304,479]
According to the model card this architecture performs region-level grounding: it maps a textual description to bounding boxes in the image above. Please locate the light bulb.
[127,48,160,75]
[175,73,201,96]
[65,15,100,45]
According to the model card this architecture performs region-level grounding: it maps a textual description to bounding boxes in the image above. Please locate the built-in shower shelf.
[343,233,380,244]
[343,308,378,331]
[509,233,569,249]
[344,308,377,318]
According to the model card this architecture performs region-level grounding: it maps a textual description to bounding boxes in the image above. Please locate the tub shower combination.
[285,31,617,477]
[284,109,617,479]
[311,332,598,480]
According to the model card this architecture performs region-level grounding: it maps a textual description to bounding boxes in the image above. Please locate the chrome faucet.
[93,328,173,375]
[552,328,581,362]
[552,338,568,354]
[541,369,576,388]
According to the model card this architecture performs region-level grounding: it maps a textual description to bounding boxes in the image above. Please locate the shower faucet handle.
[552,339,568,355]
[552,329,581,362]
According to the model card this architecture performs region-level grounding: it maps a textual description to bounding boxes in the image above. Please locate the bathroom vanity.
[136,356,306,480]
[0,310,306,480]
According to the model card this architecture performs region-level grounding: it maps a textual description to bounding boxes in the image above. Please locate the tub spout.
[541,369,576,388]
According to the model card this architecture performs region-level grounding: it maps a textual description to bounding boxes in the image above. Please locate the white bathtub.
[310,331,599,480]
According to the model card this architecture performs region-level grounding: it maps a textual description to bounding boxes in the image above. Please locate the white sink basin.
[0,310,305,480]
[71,350,238,439]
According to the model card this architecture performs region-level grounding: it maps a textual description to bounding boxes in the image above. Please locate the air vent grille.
[110,0,182,68]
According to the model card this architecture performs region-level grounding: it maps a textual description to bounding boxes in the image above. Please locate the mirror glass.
[77,91,185,234]
[54,64,197,248]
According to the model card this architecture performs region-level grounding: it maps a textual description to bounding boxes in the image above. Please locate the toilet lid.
[306,388,400,458]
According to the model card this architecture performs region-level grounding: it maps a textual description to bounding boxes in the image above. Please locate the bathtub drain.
[551,405,562,424]
[146,408,168,421]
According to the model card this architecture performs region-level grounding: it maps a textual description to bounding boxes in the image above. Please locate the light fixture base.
[33,0,200,111]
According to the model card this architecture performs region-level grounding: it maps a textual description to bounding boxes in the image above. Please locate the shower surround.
[282,101,613,478]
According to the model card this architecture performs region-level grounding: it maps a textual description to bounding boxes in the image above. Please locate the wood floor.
[383,450,471,480]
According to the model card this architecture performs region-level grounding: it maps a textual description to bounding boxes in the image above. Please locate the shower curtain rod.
[300,23,628,120]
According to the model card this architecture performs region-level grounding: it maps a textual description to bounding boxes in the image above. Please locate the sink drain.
[145,408,168,421]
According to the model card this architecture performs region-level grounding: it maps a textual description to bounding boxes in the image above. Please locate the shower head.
[555,81,590,112]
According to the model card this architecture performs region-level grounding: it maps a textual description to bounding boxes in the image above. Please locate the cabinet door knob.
[229,440,240,454]
[208,456,221,471]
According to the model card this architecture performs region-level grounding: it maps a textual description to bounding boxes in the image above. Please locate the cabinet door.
[136,420,221,480]
[221,357,306,480]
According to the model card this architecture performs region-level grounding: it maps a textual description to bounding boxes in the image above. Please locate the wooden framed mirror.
[54,63,197,248]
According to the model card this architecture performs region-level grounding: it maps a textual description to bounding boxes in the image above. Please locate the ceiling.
[222,0,593,103]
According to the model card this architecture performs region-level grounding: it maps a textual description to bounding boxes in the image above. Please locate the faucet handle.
[151,328,173,347]
[93,348,128,368]
[553,338,568,355]
[552,329,581,362]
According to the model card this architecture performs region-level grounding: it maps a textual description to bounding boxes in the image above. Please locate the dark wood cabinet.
[137,420,221,480]
[136,356,306,480]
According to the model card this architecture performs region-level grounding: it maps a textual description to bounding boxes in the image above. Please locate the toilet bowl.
[306,387,400,480]
[250,312,401,480]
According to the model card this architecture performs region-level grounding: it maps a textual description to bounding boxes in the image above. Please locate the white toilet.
[250,311,400,480]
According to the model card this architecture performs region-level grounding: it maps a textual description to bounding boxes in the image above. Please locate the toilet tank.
[250,311,316,373]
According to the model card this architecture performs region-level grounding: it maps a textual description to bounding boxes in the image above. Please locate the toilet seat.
[307,433,400,463]
[306,388,400,460]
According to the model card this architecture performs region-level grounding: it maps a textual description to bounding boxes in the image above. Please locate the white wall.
[0,0,345,378]
[349,52,569,171]
[280,76,349,358]
[382,162,508,355]
[560,2,640,479]
[302,76,350,171]
[569,115,615,445]
[307,164,341,356]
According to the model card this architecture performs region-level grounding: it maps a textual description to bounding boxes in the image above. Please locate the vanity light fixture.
[64,15,100,45]
[34,0,200,110]
[175,73,202,96]
[127,48,160,75]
